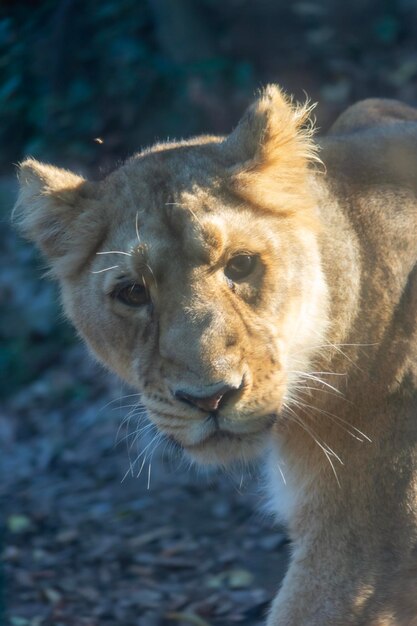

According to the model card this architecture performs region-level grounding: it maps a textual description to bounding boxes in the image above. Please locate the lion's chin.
[178,428,271,467]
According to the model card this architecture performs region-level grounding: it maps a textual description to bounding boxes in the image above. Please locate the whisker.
[283,404,342,487]
[310,330,367,373]
[277,463,287,485]
[292,371,345,397]
[188,206,204,228]
[128,423,156,450]
[113,403,148,411]
[308,371,347,377]
[135,454,147,480]
[147,462,152,489]
[165,201,204,228]
[97,250,132,257]
[292,342,378,358]
[98,393,141,413]
[124,432,161,480]
[115,404,147,438]
[290,397,360,442]
[138,432,163,483]
[144,263,158,289]
[290,396,372,443]
[91,265,119,273]
[146,434,164,489]
[290,384,347,402]
[117,420,155,447]
[117,411,136,449]
[135,210,141,245]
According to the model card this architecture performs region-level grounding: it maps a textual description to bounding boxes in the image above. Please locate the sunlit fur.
[14,88,417,625]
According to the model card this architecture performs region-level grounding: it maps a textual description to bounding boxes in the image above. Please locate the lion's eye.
[225,254,257,282]
[112,282,149,307]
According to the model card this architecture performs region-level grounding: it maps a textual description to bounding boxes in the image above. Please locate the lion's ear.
[13,159,102,277]
[222,85,320,217]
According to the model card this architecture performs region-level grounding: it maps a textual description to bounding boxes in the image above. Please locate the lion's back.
[327,98,417,135]
[319,98,417,196]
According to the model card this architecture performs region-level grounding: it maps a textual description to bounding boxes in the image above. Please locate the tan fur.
[13,86,417,625]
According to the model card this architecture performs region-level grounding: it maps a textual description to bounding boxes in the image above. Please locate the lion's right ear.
[220,85,320,221]
[13,159,103,277]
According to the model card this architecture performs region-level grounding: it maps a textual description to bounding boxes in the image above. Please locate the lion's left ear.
[221,85,319,216]
[13,159,102,277]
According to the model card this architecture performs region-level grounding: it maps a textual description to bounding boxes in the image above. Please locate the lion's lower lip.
[184,429,243,450]
[161,413,276,451]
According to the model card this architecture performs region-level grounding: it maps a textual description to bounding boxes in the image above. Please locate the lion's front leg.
[266,549,358,626]
[266,540,398,626]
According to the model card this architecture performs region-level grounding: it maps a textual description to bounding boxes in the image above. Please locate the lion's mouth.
[167,414,276,452]
[183,428,244,450]
[157,412,278,465]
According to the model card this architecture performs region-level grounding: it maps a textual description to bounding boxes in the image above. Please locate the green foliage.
[0,0,255,171]
[1,0,414,172]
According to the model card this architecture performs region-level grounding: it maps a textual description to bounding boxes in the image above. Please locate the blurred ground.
[2,1,417,624]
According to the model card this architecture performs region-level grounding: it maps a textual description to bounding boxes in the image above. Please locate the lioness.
[14,86,417,625]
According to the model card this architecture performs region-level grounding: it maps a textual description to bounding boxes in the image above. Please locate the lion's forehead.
[103,163,278,281]
[141,213,226,271]
[103,211,227,284]
[105,198,280,288]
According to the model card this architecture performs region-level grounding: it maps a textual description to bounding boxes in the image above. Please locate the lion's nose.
[174,382,240,413]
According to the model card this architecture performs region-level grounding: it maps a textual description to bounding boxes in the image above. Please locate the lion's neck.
[267,177,417,530]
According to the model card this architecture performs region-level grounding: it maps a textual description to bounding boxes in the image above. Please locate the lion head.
[14,85,328,466]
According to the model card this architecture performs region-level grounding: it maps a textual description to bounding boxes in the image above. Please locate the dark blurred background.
[2,0,417,175]
[1,1,417,625]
